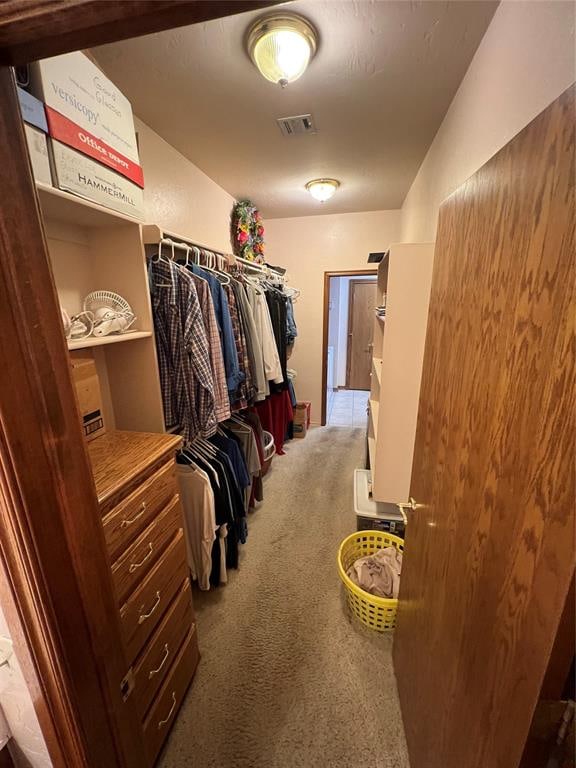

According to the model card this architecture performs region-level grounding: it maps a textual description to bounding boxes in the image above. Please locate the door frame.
[0,3,276,767]
[321,270,377,426]
[345,278,377,390]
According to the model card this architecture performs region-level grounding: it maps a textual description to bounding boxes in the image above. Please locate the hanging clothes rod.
[159,236,228,260]
[235,256,267,272]
[141,224,230,261]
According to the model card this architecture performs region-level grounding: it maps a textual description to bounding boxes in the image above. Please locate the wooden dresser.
[88,430,199,765]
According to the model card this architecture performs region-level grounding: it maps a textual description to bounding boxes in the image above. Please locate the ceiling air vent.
[276,114,317,137]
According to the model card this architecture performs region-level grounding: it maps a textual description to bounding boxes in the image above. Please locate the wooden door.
[393,85,575,768]
[346,280,376,390]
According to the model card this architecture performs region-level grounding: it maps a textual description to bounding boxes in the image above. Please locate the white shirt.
[177,463,217,591]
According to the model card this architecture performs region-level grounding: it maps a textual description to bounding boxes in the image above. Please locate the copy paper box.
[17,86,48,132]
[45,106,144,187]
[50,139,144,219]
[31,51,140,163]
[25,124,52,185]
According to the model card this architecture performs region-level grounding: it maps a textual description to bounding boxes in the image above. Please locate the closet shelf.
[36,182,143,229]
[67,330,152,350]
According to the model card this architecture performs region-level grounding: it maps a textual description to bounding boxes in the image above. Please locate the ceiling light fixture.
[247,13,318,88]
[306,178,340,203]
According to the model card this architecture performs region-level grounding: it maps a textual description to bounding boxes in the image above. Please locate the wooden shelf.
[67,331,152,350]
[36,182,143,229]
[372,357,382,387]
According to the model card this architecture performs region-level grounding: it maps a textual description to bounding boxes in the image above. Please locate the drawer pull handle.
[128,543,154,573]
[158,692,176,729]
[148,644,170,679]
[120,501,147,528]
[138,591,161,624]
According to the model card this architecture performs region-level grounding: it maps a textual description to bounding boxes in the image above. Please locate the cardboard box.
[31,51,140,163]
[50,139,144,219]
[18,87,52,186]
[24,124,52,186]
[70,351,106,441]
[45,106,143,187]
[293,401,311,439]
[17,87,48,132]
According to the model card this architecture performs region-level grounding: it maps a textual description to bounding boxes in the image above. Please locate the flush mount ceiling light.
[247,13,318,87]
[306,178,340,203]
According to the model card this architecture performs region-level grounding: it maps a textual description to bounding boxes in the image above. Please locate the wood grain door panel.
[347,280,376,390]
[393,85,575,768]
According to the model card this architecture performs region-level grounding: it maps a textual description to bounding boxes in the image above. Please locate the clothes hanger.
[201,248,231,285]
[152,239,175,287]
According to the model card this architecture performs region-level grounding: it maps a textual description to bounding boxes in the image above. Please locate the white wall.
[136,116,234,252]
[266,210,401,420]
[401,0,576,242]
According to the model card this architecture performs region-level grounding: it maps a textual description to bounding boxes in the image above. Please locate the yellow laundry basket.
[337,530,404,632]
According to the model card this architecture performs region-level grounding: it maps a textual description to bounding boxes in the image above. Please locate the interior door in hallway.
[346,280,376,390]
[393,85,575,768]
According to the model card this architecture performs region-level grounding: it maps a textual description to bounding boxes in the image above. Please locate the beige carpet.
[159,426,409,768]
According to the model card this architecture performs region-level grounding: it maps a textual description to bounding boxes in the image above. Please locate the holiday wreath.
[231,200,265,263]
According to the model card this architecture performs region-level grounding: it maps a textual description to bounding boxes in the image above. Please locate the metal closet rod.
[157,238,265,271]
[153,234,279,277]
[158,236,227,259]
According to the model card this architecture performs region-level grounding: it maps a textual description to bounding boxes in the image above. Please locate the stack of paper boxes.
[18,87,52,186]
[24,51,145,219]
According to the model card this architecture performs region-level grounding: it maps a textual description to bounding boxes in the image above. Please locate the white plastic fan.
[83,291,136,337]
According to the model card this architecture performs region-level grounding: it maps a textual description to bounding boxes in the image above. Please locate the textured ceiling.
[93,0,497,218]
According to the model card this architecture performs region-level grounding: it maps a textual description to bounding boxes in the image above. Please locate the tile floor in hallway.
[327,388,370,427]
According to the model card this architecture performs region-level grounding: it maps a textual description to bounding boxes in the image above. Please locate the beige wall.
[135,116,234,253]
[265,210,401,421]
[401,0,576,242]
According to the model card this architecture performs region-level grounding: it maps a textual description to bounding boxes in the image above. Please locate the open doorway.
[321,270,377,426]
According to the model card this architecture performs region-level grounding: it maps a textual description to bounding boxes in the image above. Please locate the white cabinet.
[368,242,434,502]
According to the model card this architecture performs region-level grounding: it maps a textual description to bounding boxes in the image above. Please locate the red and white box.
[31,51,140,164]
[50,140,144,219]
[45,107,144,187]
[31,51,145,217]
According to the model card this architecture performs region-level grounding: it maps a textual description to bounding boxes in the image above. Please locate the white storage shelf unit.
[368,242,434,503]
[38,183,165,434]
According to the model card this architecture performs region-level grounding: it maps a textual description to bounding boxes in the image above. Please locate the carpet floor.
[158,426,409,768]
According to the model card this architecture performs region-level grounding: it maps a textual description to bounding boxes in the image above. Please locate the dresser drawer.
[102,460,177,561]
[133,579,195,720]
[120,530,188,663]
[112,496,183,606]
[143,628,199,765]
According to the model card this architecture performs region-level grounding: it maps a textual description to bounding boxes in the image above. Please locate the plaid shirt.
[190,272,231,424]
[150,259,215,441]
[224,282,256,410]
[178,266,216,438]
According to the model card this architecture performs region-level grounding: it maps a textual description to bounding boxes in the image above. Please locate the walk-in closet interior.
[0,3,574,768]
